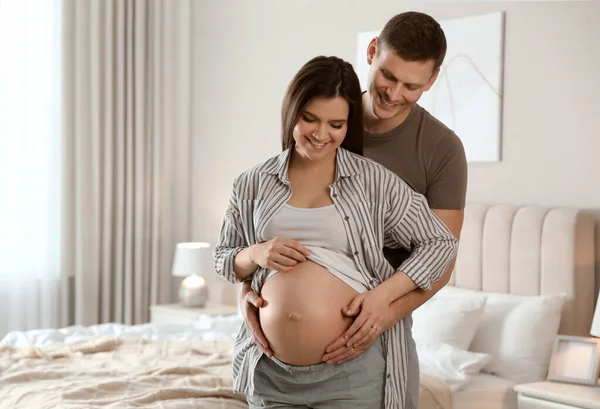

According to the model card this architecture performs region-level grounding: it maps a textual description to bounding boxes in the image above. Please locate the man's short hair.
[379,11,447,72]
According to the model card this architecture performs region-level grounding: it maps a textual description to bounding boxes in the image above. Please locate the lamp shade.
[592,290,600,337]
[171,242,211,277]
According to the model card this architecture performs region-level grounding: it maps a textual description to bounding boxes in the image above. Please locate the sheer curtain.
[0,0,63,336]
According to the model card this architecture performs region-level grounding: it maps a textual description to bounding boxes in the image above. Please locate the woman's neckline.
[283,203,335,211]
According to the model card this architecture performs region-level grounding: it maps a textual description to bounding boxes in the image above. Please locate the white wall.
[190,1,600,303]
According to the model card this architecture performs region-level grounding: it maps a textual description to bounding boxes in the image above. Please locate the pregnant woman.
[214,55,458,409]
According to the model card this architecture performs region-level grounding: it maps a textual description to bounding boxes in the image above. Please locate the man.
[240,11,467,409]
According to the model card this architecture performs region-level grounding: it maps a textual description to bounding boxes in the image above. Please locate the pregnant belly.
[259,260,358,366]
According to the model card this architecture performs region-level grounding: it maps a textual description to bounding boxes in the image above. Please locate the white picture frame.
[547,335,600,386]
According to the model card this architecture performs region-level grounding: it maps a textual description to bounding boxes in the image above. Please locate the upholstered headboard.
[450,204,596,336]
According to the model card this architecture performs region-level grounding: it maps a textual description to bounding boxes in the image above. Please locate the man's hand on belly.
[322,332,380,364]
[240,281,273,358]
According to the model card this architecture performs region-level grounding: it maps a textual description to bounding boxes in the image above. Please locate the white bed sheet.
[1,315,513,409]
[453,373,517,409]
[0,314,243,348]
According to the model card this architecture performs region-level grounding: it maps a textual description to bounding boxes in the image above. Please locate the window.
[0,0,62,334]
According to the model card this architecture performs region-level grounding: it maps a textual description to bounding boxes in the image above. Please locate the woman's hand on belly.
[321,288,390,363]
[250,237,310,272]
[342,289,392,346]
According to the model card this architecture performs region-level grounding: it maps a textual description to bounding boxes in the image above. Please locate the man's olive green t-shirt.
[363,103,467,269]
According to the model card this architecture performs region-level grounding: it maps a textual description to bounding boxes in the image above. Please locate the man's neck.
[362,93,413,135]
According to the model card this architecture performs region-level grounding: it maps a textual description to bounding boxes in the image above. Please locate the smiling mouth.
[305,135,329,149]
[377,91,401,108]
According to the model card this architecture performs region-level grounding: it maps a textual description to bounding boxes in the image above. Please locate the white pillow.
[439,286,565,383]
[412,292,487,350]
[417,340,491,391]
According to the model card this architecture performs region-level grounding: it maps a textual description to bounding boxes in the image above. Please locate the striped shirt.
[213,147,458,409]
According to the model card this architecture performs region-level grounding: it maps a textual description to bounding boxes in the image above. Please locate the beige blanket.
[0,337,452,409]
[419,373,453,409]
[0,337,248,409]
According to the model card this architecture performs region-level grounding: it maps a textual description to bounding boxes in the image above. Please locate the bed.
[0,204,596,409]
[417,204,597,409]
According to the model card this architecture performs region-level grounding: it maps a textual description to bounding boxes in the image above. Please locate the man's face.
[365,38,439,122]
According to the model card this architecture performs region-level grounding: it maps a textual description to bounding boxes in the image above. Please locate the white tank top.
[262,203,370,293]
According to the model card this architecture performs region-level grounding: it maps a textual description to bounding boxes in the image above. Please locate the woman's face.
[292,96,349,162]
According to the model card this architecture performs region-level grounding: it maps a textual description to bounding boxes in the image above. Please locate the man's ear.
[424,68,440,91]
[366,37,378,66]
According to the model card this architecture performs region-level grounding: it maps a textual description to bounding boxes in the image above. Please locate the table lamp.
[171,242,211,307]
[591,290,600,384]
[592,289,600,338]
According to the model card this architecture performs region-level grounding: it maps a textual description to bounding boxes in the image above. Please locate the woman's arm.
[214,178,311,282]
[228,238,311,281]
[323,183,459,360]
[213,179,255,283]
[379,189,459,303]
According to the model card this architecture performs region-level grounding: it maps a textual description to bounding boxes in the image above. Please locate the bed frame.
[450,204,596,336]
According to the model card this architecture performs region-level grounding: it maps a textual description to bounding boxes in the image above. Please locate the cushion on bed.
[417,340,491,392]
[412,291,487,350]
[438,286,565,383]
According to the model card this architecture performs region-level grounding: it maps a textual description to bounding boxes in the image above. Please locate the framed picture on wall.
[547,335,600,385]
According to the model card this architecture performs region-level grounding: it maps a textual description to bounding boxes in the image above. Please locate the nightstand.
[149,302,239,325]
[515,381,600,409]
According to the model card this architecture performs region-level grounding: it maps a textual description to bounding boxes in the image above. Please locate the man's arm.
[386,131,467,319]
[383,208,464,329]
[323,132,467,363]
